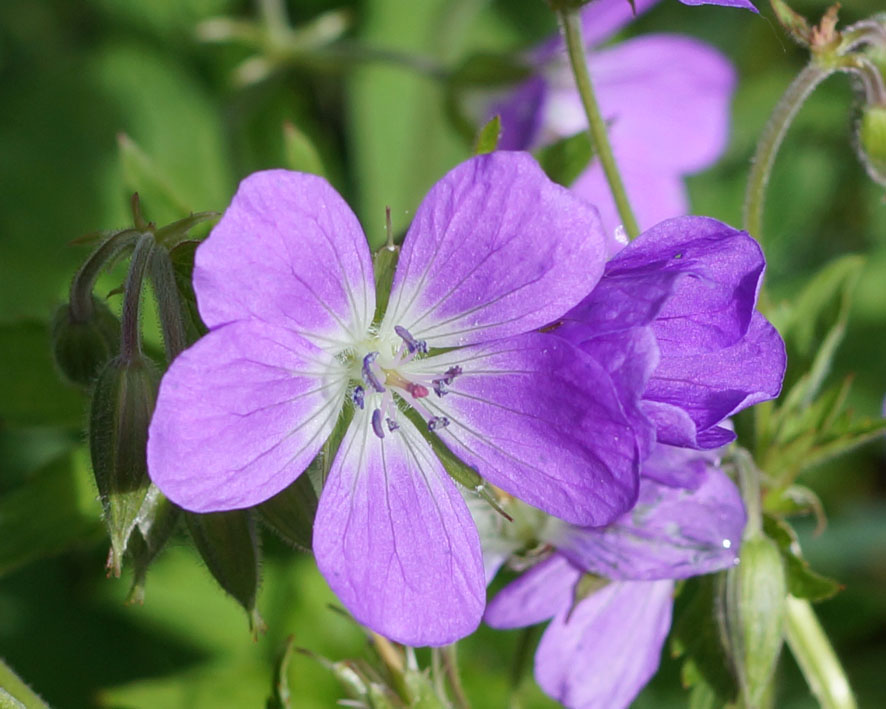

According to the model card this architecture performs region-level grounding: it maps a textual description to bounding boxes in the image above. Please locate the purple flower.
[484,444,746,709]
[146,152,648,645]
[556,216,786,450]
[493,0,738,246]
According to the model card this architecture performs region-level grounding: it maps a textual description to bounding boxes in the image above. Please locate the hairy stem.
[743,61,831,241]
[557,7,639,239]
[119,234,155,363]
[785,596,857,709]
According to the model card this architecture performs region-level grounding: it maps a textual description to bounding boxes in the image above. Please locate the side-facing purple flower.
[484,444,746,709]
[493,0,737,246]
[147,152,648,646]
[556,216,786,450]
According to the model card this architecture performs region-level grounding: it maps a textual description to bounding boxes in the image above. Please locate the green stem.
[148,248,188,361]
[0,658,50,709]
[441,644,470,709]
[743,61,831,241]
[69,230,139,321]
[557,7,640,239]
[785,596,857,709]
[119,234,155,363]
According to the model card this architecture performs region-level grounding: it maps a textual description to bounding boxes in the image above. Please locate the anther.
[362,352,386,393]
[427,416,450,431]
[371,409,385,439]
[394,325,428,354]
[386,417,400,432]
[351,385,365,410]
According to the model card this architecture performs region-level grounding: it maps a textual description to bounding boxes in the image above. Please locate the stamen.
[432,379,449,397]
[371,409,385,439]
[394,325,428,354]
[351,385,365,410]
[433,366,462,397]
[427,416,450,431]
[386,417,400,432]
[362,352,386,393]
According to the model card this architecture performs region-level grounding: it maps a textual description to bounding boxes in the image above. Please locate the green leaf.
[535,132,594,187]
[0,448,102,577]
[472,115,501,155]
[282,121,325,176]
[0,320,85,427]
[449,51,531,87]
[763,515,842,602]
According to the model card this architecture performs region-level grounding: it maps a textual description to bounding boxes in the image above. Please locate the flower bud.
[89,354,158,576]
[717,532,787,708]
[51,297,120,387]
[856,103,886,187]
[185,509,265,637]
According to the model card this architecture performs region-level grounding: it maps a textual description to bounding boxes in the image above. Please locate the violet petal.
[313,409,485,646]
[194,169,375,347]
[535,580,674,709]
[382,153,606,348]
[408,333,642,526]
[485,555,581,629]
[147,319,347,511]
[554,463,745,580]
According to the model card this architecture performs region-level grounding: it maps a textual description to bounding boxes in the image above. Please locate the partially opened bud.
[51,297,120,386]
[89,354,159,576]
[856,103,886,187]
[717,532,787,708]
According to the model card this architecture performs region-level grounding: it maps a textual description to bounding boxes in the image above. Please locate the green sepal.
[283,121,325,177]
[373,243,400,326]
[126,485,181,604]
[566,573,608,621]
[257,466,318,552]
[535,131,594,187]
[473,115,501,155]
[671,577,737,706]
[763,515,842,602]
[168,239,208,342]
[51,297,120,387]
[185,508,265,637]
[153,211,219,250]
[89,354,159,576]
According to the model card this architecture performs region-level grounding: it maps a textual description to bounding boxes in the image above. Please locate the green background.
[1,0,884,706]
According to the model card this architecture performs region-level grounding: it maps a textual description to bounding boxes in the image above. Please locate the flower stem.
[785,596,857,709]
[557,7,640,239]
[69,230,138,321]
[120,234,155,363]
[441,644,471,709]
[743,61,831,242]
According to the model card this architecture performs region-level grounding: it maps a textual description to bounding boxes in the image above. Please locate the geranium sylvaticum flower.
[482,443,747,709]
[147,152,648,645]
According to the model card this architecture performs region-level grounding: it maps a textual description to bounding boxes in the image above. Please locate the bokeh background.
[1,0,884,706]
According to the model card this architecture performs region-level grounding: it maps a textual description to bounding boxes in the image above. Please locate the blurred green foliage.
[1,0,885,707]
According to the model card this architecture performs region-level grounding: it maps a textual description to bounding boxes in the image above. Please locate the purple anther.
[386,417,400,432]
[371,408,385,439]
[351,385,365,410]
[444,366,462,382]
[427,416,450,432]
[394,325,428,354]
[362,352,386,393]
[432,379,449,397]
